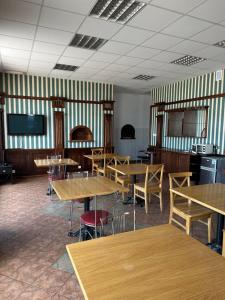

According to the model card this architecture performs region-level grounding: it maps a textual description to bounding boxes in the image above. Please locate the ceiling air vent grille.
[170,55,206,66]
[53,64,79,71]
[69,33,108,50]
[90,0,146,24]
[214,40,225,49]
[133,75,156,81]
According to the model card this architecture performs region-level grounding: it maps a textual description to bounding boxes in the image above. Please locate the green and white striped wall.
[0,73,113,149]
[151,71,225,154]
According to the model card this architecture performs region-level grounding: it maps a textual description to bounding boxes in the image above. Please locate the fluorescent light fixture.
[69,33,108,50]
[90,0,146,24]
[53,64,79,71]
[170,55,206,66]
[133,75,156,81]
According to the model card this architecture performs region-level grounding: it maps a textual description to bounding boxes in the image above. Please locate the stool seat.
[80,210,109,226]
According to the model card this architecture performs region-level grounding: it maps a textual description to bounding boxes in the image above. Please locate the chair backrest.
[103,154,115,169]
[114,155,130,166]
[91,148,104,156]
[145,164,164,189]
[168,172,192,204]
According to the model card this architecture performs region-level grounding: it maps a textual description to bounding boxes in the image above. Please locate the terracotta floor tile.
[0,275,29,300]
[58,274,84,300]
[33,268,71,294]
[16,285,54,300]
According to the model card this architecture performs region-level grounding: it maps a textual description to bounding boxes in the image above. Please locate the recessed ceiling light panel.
[214,40,225,49]
[170,55,206,66]
[90,0,146,24]
[54,64,79,71]
[133,75,156,81]
[69,33,108,50]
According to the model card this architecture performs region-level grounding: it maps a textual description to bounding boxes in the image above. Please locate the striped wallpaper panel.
[0,73,113,149]
[150,71,225,154]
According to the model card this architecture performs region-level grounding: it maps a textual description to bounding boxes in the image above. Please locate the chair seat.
[174,202,213,218]
[80,210,109,226]
[134,182,161,193]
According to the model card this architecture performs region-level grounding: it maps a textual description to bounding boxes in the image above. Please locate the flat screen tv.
[7,114,45,135]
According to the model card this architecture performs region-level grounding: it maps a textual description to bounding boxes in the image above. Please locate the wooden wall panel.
[54,111,64,150]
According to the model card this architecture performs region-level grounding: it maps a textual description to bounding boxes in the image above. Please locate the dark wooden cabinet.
[159,149,191,173]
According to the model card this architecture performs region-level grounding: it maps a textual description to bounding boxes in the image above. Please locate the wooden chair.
[91,148,104,175]
[114,155,131,201]
[134,164,164,214]
[97,154,115,178]
[169,172,213,243]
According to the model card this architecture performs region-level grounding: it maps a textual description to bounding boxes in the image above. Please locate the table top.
[51,176,129,201]
[171,183,225,215]
[34,158,78,167]
[83,153,117,160]
[67,224,225,300]
[108,163,147,175]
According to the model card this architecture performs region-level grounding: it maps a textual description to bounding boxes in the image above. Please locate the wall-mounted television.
[7,114,45,135]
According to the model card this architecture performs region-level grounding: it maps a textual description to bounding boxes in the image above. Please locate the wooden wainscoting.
[4,148,97,176]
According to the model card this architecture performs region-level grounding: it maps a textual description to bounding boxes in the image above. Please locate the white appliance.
[192,144,214,154]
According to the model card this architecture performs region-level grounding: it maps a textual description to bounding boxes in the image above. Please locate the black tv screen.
[7,114,45,135]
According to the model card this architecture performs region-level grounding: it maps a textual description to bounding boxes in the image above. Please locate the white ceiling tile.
[33,41,65,55]
[105,64,131,72]
[29,60,55,69]
[115,56,144,66]
[112,26,155,45]
[30,52,59,62]
[43,0,96,14]
[168,40,206,54]
[0,0,41,24]
[188,0,225,23]
[143,33,182,50]
[78,17,122,39]
[151,51,183,62]
[194,46,225,59]
[3,64,28,73]
[150,0,205,13]
[191,25,225,45]
[63,47,95,59]
[0,35,33,51]
[39,7,85,32]
[190,59,224,70]
[50,69,73,78]
[83,60,109,70]
[58,56,85,66]
[127,46,161,59]
[0,19,36,39]
[75,67,99,75]
[0,47,30,59]
[35,27,74,45]
[138,60,164,69]
[128,5,181,31]
[2,57,29,66]
[100,41,135,55]
[89,52,120,63]
[162,16,212,38]
[69,73,92,80]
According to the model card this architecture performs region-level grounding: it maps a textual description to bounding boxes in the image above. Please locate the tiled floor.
[0,175,216,299]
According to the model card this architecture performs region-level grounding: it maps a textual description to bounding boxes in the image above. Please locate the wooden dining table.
[171,183,225,252]
[107,163,147,182]
[67,224,225,300]
[34,158,78,168]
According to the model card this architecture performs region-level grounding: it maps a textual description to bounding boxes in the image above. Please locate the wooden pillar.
[54,111,64,151]
[0,109,5,162]
[103,102,114,153]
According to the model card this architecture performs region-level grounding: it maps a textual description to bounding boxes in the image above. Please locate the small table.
[52,176,129,237]
[34,158,78,168]
[171,183,225,253]
[108,163,147,204]
[67,224,225,300]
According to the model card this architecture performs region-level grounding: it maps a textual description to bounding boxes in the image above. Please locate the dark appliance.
[199,156,225,184]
